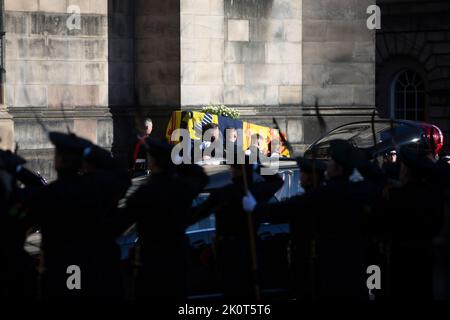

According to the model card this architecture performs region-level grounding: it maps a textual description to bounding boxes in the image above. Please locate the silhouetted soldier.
[0,150,45,299]
[383,145,446,300]
[289,157,326,299]
[244,140,369,300]
[190,156,283,300]
[25,132,128,299]
[81,144,131,298]
[121,138,208,301]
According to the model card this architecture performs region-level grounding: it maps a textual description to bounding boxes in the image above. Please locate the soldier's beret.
[83,145,114,170]
[399,145,436,173]
[329,139,366,169]
[296,157,327,174]
[49,132,93,153]
[0,149,26,173]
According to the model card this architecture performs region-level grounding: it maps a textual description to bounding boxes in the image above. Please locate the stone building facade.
[1,0,111,178]
[0,0,377,179]
[376,0,450,153]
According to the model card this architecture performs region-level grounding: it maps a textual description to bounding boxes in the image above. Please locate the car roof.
[305,119,428,159]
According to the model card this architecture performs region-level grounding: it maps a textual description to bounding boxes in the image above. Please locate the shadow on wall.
[108,0,181,169]
[224,0,274,18]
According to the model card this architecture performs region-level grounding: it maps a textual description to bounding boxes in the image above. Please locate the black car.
[304,119,443,160]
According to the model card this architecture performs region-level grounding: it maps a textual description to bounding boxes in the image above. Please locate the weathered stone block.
[287,118,303,143]
[181,14,195,38]
[97,119,113,148]
[74,119,98,143]
[182,0,210,15]
[250,19,284,42]
[108,84,134,106]
[5,61,26,84]
[245,64,302,85]
[224,85,265,105]
[108,38,133,61]
[15,120,74,150]
[5,13,28,34]
[135,15,180,38]
[181,62,195,84]
[302,20,327,42]
[284,19,302,42]
[270,0,302,19]
[0,113,14,150]
[364,41,378,63]
[82,62,107,83]
[39,0,68,13]
[89,0,108,15]
[138,37,179,62]
[302,85,354,105]
[67,0,90,14]
[195,62,224,84]
[224,0,274,19]
[303,42,354,64]
[137,62,179,85]
[181,85,223,105]
[303,0,359,20]
[210,0,224,16]
[181,38,211,62]
[228,19,249,42]
[224,42,265,63]
[224,64,245,85]
[139,84,181,106]
[17,38,46,59]
[47,39,83,60]
[4,85,15,107]
[15,85,48,107]
[352,85,375,106]
[210,39,225,62]
[265,85,279,105]
[5,0,38,12]
[279,85,302,104]
[109,13,134,38]
[84,39,108,60]
[303,63,373,86]
[136,0,179,16]
[266,42,302,63]
[97,84,109,106]
[26,61,81,85]
[78,15,108,36]
[325,20,372,42]
[195,16,224,39]
[48,85,100,107]
[5,37,19,60]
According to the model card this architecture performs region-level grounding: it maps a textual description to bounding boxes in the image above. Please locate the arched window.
[390,69,426,121]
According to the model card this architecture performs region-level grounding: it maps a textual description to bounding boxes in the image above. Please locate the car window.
[187,194,216,234]
[306,121,426,159]
[276,169,304,200]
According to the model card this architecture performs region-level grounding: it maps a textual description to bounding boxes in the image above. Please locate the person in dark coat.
[284,157,326,299]
[243,140,369,300]
[81,144,131,299]
[0,151,46,299]
[120,138,208,301]
[129,117,153,174]
[25,132,128,300]
[382,150,401,181]
[189,156,283,300]
[383,145,445,300]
